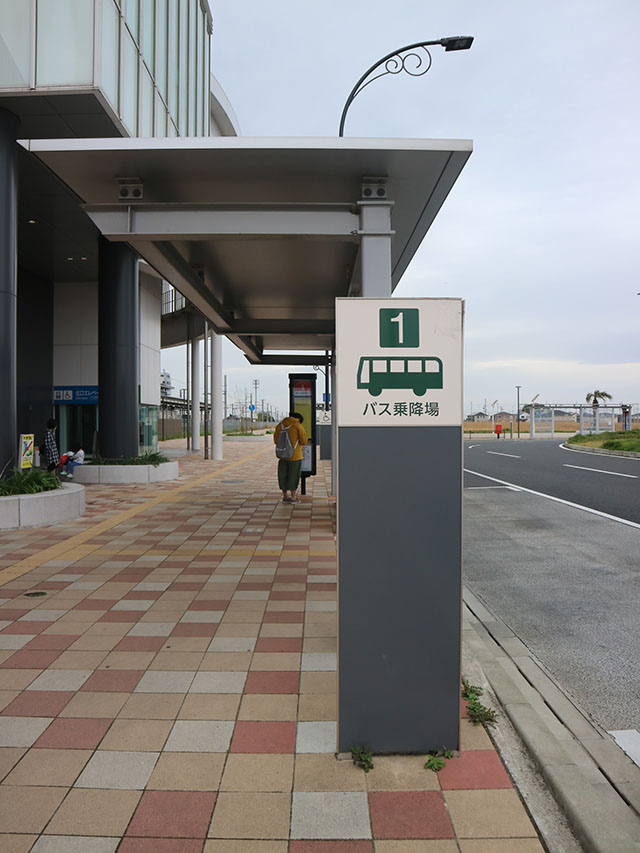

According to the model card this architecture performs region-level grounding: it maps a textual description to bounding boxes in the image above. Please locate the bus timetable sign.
[336,298,463,427]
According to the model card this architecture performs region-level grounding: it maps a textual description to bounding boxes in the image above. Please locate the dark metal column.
[0,110,18,474]
[98,237,140,458]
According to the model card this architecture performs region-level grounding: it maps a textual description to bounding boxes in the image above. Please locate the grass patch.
[568,430,640,453]
[351,745,374,772]
[462,679,497,728]
[0,468,61,496]
[91,452,169,467]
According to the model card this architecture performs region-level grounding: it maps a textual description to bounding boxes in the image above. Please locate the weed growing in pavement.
[462,679,497,728]
[351,745,374,772]
[424,746,454,772]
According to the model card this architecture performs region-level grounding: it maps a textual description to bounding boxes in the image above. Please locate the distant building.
[160,371,174,398]
[465,411,489,422]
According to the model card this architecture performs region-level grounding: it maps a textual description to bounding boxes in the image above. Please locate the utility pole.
[516,386,521,439]
[223,375,228,418]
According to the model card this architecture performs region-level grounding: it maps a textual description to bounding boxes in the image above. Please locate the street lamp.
[338,36,474,136]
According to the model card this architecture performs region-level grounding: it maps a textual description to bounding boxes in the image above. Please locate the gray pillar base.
[338,426,462,754]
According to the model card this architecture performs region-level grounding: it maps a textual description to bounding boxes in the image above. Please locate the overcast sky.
[162,0,640,417]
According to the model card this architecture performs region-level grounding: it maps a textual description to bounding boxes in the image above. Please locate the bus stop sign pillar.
[336,298,464,753]
[359,200,393,298]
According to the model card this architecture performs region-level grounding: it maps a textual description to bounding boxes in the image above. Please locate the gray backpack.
[275,423,298,460]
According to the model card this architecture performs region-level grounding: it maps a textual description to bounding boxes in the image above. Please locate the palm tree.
[585,390,612,409]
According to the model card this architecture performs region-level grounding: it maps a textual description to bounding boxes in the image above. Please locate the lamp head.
[441,36,474,51]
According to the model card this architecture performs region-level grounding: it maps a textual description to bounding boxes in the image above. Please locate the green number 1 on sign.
[379,308,419,348]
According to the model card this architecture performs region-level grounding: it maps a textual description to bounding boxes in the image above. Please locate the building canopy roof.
[26,136,471,363]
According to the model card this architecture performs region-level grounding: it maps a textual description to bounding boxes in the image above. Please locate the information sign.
[19,434,34,469]
[336,298,463,427]
[289,374,316,476]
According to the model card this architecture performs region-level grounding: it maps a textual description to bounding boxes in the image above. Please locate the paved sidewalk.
[0,438,544,852]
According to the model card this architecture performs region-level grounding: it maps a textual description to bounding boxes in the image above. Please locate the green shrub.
[91,452,169,467]
[568,430,640,452]
[0,468,61,496]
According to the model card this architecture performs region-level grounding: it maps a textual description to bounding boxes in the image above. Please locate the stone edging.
[561,443,640,459]
[463,586,640,853]
[0,482,85,530]
[72,461,179,484]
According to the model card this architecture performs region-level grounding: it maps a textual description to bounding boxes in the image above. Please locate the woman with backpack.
[273,412,308,503]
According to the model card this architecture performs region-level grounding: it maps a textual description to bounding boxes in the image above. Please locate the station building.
[0,0,238,464]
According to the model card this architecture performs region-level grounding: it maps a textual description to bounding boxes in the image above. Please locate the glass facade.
[139,406,159,454]
[0,0,212,139]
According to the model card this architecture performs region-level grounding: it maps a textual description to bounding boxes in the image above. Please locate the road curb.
[463,586,640,853]
[560,442,640,459]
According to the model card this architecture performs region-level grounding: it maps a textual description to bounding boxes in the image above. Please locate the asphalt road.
[464,438,640,523]
[463,441,640,734]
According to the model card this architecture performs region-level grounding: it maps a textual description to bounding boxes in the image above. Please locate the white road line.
[465,486,521,491]
[608,730,640,768]
[486,451,521,459]
[463,468,640,530]
[563,464,637,479]
[468,445,479,449]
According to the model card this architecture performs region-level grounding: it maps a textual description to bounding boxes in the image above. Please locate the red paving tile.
[231,721,297,753]
[290,844,373,853]
[368,791,454,839]
[188,600,229,610]
[1,649,62,669]
[99,611,144,622]
[244,671,300,694]
[170,624,218,638]
[270,591,306,601]
[34,717,111,749]
[118,840,204,853]
[170,583,204,591]
[124,591,163,600]
[127,790,216,837]
[255,637,303,653]
[80,669,144,692]
[0,621,51,634]
[2,690,74,717]
[438,749,513,789]
[0,610,29,620]
[23,635,79,650]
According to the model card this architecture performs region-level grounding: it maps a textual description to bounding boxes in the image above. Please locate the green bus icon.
[357,356,443,397]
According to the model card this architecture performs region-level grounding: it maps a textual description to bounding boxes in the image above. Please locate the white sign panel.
[335,298,463,427]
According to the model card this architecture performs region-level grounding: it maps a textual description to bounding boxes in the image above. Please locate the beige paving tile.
[118,693,183,720]
[98,651,156,669]
[49,650,108,670]
[4,748,91,786]
[0,834,38,852]
[84,623,131,637]
[44,621,97,635]
[0,785,67,833]
[178,694,241,720]
[0,670,39,690]
[45,788,141,836]
[59,692,129,719]
[147,651,204,670]
[459,841,545,853]
[0,747,25,781]
[238,694,298,721]
[366,755,440,791]
[221,612,266,623]
[293,754,367,792]
[444,790,538,838]
[199,652,252,671]
[215,623,261,637]
[205,842,287,853]
[297,693,336,721]
[302,622,336,638]
[300,672,336,693]
[147,752,225,791]
[376,842,458,852]
[266,601,304,611]
[250,652,301,671]
[221,754,294,792]
[99,719,172,751]
[460,718,494,750]
[160,637,209,651]
[302,637,336,653]
[209,791,291,838]
[260,624,303,638]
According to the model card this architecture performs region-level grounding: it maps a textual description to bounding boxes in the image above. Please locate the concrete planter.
[72,461,179,484]
[562,443,640,459]
[0,483,85,530]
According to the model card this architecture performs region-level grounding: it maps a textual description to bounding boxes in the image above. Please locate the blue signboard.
[53,386,99,405]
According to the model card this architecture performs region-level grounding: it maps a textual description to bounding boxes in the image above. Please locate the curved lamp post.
[338,36,473,136]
